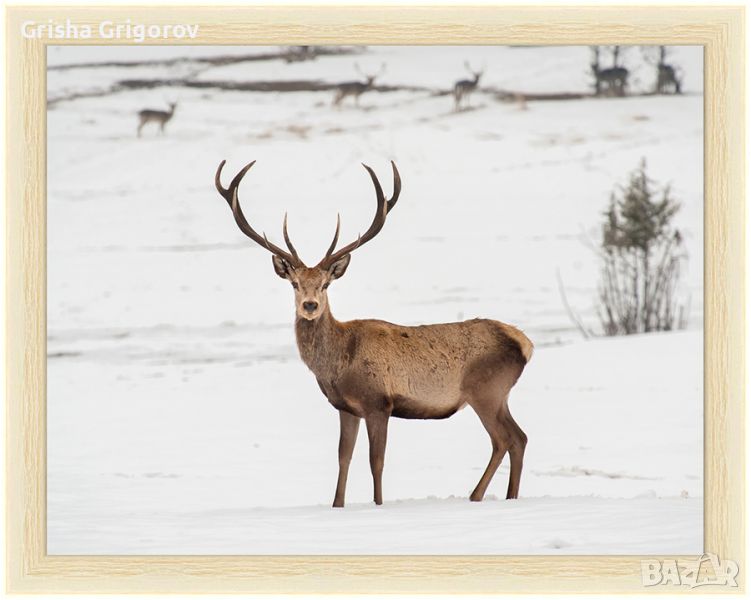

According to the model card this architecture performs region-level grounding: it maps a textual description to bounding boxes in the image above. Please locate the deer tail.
[500,323,534,364]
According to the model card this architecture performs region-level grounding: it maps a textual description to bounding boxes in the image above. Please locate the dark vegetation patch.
[48,46,358,72]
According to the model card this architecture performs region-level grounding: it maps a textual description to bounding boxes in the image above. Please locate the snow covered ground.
[46,45,703,555]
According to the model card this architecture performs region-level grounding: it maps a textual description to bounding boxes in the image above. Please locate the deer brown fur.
[137,102,177,137]
[332,63,385,107]
[453,61,483,111]
[214,159,532,507]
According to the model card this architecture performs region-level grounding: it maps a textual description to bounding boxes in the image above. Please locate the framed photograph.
[5,4,745,594]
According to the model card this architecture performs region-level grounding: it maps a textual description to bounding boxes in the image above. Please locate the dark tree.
[597,159,687,335]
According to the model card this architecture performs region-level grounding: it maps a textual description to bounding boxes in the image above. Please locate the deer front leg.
[333,410,360,508]
[365,412,389,505]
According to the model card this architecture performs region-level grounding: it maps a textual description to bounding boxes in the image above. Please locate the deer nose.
[303,301,319,313]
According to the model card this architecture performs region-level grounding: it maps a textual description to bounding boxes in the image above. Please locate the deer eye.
[292,282,299,290]
[322,282,329,290]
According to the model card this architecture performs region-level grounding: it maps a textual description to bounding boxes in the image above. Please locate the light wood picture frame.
[5,4,745,594]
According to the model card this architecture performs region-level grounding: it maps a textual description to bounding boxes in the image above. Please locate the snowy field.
[47,45,703,555]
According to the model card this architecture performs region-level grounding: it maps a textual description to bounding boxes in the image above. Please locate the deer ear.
[272,255,293,279]
[328,254,351,280]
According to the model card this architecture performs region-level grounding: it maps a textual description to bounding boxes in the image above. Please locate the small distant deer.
[332,63,385,107]
[453,62,484,111]
[214,160,532,507]
[656,63,681,94]
[653,47,682,94]
[590,46,629,97]
[591,65,629,97]
[137,102,177,137]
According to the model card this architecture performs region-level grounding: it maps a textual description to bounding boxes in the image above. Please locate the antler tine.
[318,162,401,268]
[322,213,341,260]
[262,232,275,253]
[215,159,255,208]
[214,159,230,199]
[282,213,302,263]
[229,185,298,263]
[214,160,303,267]
[387,160,401,212]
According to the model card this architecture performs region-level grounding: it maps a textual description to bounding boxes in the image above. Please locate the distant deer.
[653,47,682,94]
[453,62,484,111]
[137,102,177,137]
[656,63,681,94]
[590,46,629,97]
[332,63,385,107]
[591,64,629,97]
[214,160,532,507]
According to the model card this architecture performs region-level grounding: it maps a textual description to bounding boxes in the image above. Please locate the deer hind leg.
[365,412,389,505]
[137,119,145,137]
[333,410,360,508]
[469,398,512,502]
[502,408,527,499]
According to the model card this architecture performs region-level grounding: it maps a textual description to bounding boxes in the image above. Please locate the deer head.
[214,160,401,321]
[163,100,177,115]
[355,62,386,86]
[464,61,484,83]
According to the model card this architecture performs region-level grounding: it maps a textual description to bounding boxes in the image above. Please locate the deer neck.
[295,305,346,378]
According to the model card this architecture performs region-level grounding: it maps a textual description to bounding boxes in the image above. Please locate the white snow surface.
[47,45,703,555]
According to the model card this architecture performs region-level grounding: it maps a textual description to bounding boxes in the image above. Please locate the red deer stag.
[656,63,682,94]
[591,64,629,97]
[332,63,385,108]
[137,101,177,137]
[453,61,484,111]
[214,160,532,507]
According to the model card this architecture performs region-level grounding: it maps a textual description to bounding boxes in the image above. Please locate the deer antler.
[318,161,401,268]
[214,160,304,268]
[355,62,385,81]
[464,60,484,77]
